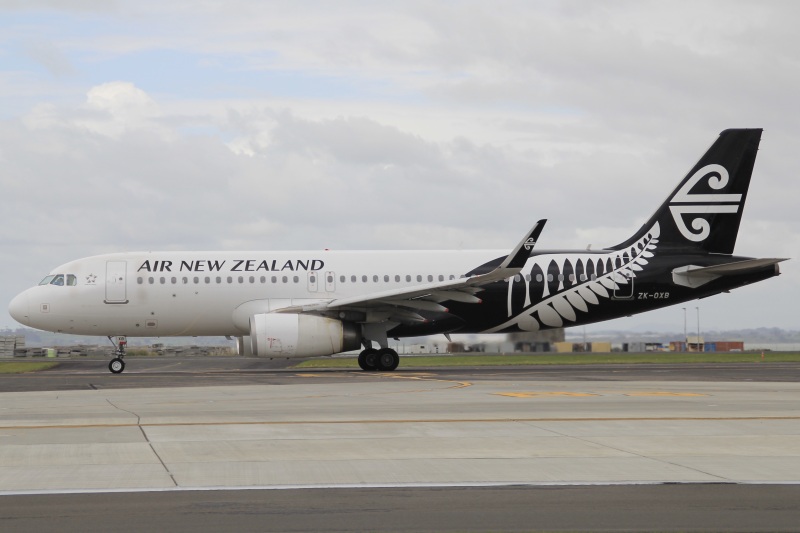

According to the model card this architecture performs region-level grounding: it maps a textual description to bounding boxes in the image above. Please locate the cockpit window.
[39,274,77,286]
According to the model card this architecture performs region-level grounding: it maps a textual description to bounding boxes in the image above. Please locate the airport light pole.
[696,306,701,353]
[682,307,687,352]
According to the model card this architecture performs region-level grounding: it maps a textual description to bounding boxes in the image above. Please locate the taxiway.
[1,359,799,531]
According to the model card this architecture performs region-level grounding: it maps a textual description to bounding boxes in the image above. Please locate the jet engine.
[249,313,360,358]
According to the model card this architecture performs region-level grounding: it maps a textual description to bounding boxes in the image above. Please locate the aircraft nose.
[8,291,30,325]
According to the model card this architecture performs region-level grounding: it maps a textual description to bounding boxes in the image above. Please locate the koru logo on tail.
[669,164,741,242]
[523,238,537,251]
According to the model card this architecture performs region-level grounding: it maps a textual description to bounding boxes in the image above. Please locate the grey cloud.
[2,2,799,331]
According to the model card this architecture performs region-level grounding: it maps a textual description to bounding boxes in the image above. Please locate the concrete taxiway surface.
[2,361,800,531]
[1,366,799,492]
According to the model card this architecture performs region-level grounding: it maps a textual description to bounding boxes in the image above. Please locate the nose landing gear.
[107,336,127,374]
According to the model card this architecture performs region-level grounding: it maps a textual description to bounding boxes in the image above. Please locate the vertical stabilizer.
[611,129,762,254]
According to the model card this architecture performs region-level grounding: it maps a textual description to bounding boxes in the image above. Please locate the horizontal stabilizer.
[672,258,787,288]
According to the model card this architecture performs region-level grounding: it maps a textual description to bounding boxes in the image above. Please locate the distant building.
[554,341,613,353]
[670,338,744,352]
[623,342,667,352]
[507,329,565,353]
[0,336,25,358]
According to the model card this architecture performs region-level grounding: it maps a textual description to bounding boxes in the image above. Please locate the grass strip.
[295,352,800,369]
[0,361,60,374]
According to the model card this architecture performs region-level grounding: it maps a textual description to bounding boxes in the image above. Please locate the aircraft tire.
[376,348,399,372]
[358,349,379,371]
[109,358,125,374]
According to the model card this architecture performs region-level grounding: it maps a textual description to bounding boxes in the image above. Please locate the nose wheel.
[107,336,127,374]
[109,358,125,373]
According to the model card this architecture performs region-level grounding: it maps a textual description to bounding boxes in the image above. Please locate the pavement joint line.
[104,399,178,488]
[524,420,732,484]
[2,415,800,431]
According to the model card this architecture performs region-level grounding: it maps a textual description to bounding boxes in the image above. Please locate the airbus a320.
[9,129,786,373]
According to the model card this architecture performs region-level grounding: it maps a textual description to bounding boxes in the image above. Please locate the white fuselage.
[10,250,502,337]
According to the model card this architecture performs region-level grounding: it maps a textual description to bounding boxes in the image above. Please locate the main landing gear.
[358,347,400,372]
[107,336,127,374]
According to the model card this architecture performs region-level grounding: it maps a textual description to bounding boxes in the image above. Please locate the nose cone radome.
[8,291,30,325]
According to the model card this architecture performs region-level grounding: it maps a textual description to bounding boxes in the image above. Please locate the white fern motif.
[486,222,661,333]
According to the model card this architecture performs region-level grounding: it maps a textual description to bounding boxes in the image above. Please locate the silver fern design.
[485,222,661,332]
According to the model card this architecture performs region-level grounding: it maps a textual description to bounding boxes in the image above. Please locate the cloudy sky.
[1,0,799,334]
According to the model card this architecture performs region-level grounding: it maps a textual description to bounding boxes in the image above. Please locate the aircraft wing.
[277,220,546,323]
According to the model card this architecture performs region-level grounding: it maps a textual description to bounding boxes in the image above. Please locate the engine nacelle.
[249,313,360,358]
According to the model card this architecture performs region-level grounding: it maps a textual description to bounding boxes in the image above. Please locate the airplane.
[8,128,787,374]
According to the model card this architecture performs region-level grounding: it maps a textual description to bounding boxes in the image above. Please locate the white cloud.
[1,2,799,332]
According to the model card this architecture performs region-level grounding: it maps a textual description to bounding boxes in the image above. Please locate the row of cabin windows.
[135,272,599,286]
[139,275,300,285]
[325,274,458,284]
[137,274,458,285]
[516,273,597,283]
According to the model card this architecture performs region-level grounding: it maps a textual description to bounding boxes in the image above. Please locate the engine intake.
[249,313,360,358]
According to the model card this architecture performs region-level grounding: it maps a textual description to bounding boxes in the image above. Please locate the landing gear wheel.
[109,358,125,374]
[358,349,379,371]
[376,348,400,372]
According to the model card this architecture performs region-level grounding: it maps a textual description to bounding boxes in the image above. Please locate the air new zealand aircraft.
[9,129,787,373]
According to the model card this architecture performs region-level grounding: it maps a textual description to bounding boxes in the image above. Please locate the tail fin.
[611,128,762,254]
